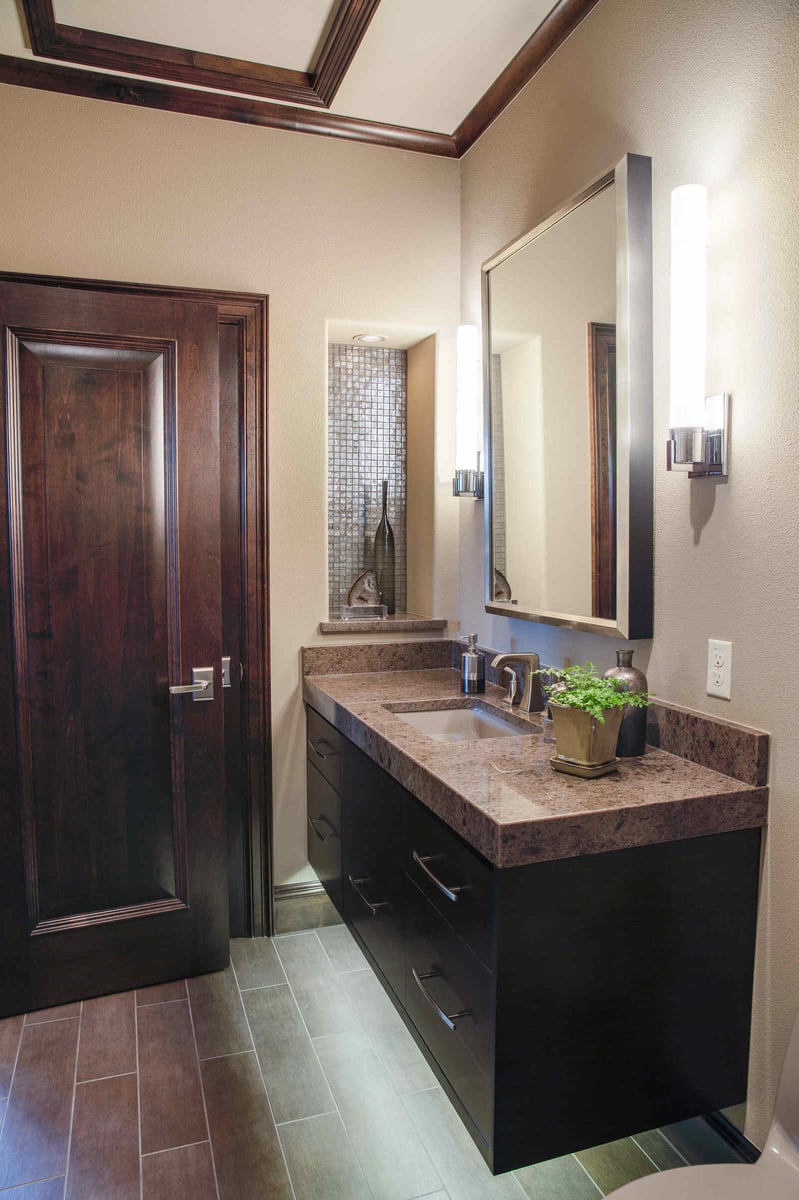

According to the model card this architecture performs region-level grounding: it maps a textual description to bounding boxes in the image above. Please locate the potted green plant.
[539,662,648,778]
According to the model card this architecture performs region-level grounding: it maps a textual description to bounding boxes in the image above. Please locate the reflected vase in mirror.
[374,479,396,614]
[603,650,648,757]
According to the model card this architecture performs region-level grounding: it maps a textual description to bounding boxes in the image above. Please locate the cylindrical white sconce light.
[453,324,484,497]
[668,184,730,477]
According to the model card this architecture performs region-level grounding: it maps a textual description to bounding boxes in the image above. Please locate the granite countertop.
[302,666,769,869]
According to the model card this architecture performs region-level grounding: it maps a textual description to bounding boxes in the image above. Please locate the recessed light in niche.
[352,333,386,344]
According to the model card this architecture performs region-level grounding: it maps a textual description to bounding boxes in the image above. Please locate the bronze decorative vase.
[373,479,396,615]
[603,649,648,757]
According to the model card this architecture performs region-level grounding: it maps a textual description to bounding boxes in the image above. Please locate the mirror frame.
[482,152,653,639]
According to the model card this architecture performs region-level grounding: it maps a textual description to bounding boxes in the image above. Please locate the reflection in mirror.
[484,154,653,639]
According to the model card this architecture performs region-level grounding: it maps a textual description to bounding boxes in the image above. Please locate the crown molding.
[0,54,459,157]
[454,0,602,154]
[7,0,602,157]
[20,0,380,108]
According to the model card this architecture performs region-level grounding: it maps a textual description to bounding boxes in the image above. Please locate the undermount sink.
[386,702,528,742]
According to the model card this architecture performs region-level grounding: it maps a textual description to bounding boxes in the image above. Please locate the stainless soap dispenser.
[460,634,485,695]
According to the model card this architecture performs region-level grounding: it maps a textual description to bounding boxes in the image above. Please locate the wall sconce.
[453,324,484,498]
[667,184,730,478]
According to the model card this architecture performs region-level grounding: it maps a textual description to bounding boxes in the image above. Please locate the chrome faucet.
[490,652,545,713]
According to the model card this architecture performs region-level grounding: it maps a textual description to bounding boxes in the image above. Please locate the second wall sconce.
[667,183,730,478]
[453,324,484,498]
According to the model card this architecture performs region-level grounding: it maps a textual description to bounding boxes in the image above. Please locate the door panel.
[0,280,227,1014]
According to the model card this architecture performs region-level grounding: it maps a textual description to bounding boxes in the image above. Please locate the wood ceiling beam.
[0,54,459,157]
[8,0,603,158]
[454,0,603,155]
[19,0,380,108]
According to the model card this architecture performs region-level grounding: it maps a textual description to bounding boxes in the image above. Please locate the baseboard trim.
[274,881,325,901]
[703,1112,760,1164]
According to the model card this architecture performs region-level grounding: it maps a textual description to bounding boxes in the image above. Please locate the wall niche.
[327,343,407,618]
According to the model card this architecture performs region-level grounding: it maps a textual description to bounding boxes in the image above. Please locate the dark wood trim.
[312,0,382,106]
[21,0,380,109]
[0,271,273,937]
[453,0,603,155]
[587,321,616,621]
[0,55,458,158]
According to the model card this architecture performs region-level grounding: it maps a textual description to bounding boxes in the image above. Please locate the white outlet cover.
[707,639,733,700]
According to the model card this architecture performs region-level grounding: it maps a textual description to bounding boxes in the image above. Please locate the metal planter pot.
[549,702,623,769]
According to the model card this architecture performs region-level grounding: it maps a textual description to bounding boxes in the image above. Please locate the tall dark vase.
[373,479,396,615]
[603,649,648,757]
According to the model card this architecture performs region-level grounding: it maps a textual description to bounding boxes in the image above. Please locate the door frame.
[0,270,273,936]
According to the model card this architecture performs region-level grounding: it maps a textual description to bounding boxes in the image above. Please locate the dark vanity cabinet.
[342,744,406,1000]
[305,704,762,1174]
[306,707,343,911]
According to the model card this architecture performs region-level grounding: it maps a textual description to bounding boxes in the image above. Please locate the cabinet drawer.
[306,706,342,792]
[307,761,342,910]
[406,799,494,966]
[405,876,493,1142]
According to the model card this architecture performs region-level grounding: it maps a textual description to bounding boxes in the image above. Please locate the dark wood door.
[0,278,228,1016]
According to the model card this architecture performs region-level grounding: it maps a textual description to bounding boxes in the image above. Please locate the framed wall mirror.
[483,153,653,639]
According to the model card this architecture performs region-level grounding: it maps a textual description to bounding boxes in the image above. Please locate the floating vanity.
[302,642,768,1174]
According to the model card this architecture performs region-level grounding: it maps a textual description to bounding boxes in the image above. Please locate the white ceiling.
[5,0,563,136]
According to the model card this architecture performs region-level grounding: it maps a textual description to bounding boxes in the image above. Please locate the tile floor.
[0,922,698,1199]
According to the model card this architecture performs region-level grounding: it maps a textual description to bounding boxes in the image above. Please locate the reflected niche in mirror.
[484,153,653,639]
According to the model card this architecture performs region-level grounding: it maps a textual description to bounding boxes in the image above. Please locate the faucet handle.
[501,666,519,707]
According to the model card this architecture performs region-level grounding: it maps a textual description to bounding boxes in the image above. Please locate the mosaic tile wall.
[328,344,407,617]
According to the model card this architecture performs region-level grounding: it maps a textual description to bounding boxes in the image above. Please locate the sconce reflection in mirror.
[667,184,730,478]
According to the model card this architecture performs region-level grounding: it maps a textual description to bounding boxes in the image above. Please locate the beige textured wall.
[460,0,799,1144]
[0,84,461,889]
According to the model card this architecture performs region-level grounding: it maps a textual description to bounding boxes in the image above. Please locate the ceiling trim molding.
[6,0,602,157]
[453,0,603,155]
[20,0,381,108]
[0,54,459,157]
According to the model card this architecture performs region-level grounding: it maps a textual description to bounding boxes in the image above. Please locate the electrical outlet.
[707,639,733,699]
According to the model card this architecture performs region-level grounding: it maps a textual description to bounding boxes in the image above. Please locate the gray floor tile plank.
[403,1088,524,1200]
[141,1142,217,1200]
[243,984,334,1124]
[77,992,136,1082]
[137,999,208,1155]
[201,1050,293,1200]
[0,1016,23,1099]
[0,1179,65,1198]
[66,1073,139,1200]
[0,1018,79,1190]
[632,1129,687,1171]
[514,1153,601,1199]
[274,892,343,934]
[315,924,368,973]
[278,1111,371,1200]
[187,967,252,1060]
[576,1138,658,1194]
[230,937,286,990]
[315,1029,441,1200]
[274,932,361,1038]
[341,970,436,1095]
[24,1003,82,1025]
[136,980,187,1006]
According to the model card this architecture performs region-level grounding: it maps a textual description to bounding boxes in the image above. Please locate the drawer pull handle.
[308,814,338,843]
[412,968,470,1032]
[412,851,469,903]
[307,737,339,761]
[348,875,390,916]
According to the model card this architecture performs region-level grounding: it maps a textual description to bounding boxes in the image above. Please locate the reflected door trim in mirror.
[482,153,653,639]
